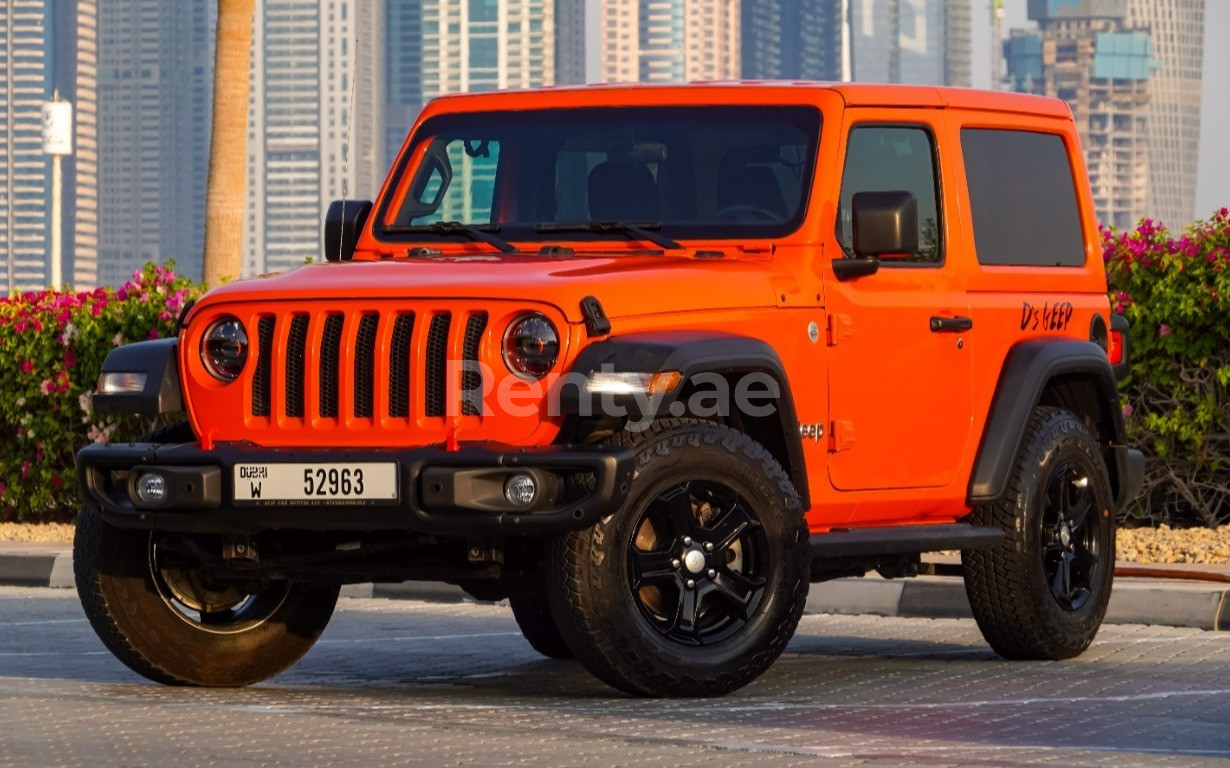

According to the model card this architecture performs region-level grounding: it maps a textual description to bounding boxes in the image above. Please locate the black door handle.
[930,316,973,333]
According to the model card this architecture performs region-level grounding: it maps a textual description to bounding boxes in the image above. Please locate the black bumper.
[77,441,635,536]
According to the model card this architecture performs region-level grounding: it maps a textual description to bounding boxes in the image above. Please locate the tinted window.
[961,129,1084,267]
[379,107,821,242]
[836,126,941,264]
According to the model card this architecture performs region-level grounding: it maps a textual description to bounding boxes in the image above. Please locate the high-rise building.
[556,0,587,84]
[2,1,55,293]
[245,0,380,276]
[849,0,972,86]
[1007,0,1156,227]
[382,0,559,171]
[89,0,215,287]
[1126,0,1204,225]
[742,0,846,81]
[384,1,422,171]
[420,0,555,96]
[599,0,740,83]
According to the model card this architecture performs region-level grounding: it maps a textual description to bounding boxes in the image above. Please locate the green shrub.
[0,263,203,521]
[1104,208,1230,526]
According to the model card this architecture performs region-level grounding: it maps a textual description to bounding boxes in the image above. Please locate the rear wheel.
[74,507,338,686]
[545,421,809,697]
[963,407,1115,660]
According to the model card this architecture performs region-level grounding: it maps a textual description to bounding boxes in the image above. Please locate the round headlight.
[502,312,559,379]
[201,316,248,381]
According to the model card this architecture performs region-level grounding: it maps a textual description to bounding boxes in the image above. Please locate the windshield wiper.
[384,221,517,253]
[535,221,685,251]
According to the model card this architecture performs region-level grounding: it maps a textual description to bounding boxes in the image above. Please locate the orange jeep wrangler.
[75,83,1143,697]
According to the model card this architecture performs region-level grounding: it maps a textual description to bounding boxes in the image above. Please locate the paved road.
[1,586,1227,767]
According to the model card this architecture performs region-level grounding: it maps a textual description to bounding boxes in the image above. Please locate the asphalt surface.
[1,586,1228,767]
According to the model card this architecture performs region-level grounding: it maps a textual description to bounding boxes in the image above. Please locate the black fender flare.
[558,331,809,508]
[969,338,1126,504]
[92,338,183,416]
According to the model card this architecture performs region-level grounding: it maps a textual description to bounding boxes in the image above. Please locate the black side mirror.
[323,199,373,263]
[852,190,918,259]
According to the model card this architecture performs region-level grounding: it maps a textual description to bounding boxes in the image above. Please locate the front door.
[825,117,973,491]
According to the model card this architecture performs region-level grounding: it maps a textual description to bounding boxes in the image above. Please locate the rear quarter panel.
[943,107,1112,489]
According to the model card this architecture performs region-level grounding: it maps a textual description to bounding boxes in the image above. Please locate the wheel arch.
[969,338,1127,506]
[557,332,809,509]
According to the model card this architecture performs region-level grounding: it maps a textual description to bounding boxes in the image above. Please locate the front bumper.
[77,441,635,536]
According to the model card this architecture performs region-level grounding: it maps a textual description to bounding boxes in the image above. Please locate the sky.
[985,1,1228,219]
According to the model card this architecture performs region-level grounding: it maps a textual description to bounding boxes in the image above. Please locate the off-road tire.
[509,590,573,659]
[545,420,809,697]
[75,507,339,686]
[75,423,339,687]
[963,407,1115,660]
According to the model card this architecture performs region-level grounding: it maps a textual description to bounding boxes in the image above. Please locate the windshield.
[376,106,821,245]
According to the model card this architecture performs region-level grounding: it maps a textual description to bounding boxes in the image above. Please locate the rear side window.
[961,129,1085,267]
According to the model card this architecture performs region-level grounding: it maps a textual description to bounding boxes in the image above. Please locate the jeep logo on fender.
[1021,301,1074,331]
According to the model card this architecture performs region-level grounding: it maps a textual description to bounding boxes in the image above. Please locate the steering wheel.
[711,204,783,223]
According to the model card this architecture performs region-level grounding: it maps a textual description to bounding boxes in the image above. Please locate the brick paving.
[1,586,1227,767]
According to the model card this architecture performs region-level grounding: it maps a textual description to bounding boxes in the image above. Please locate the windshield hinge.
[580,296,612,337]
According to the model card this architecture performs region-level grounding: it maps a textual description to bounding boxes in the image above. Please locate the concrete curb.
[805,574,1230,632]
[0,551,75,589]
[5,549,1227,631]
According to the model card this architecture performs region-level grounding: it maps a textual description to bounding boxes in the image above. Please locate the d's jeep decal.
[1020,300,1075,332]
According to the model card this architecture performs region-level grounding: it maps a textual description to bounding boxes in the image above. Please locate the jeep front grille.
[247,308,488,423]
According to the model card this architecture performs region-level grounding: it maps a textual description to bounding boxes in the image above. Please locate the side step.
[810,524,1002,559]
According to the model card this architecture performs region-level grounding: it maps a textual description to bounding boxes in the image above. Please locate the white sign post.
[41,101,73,288]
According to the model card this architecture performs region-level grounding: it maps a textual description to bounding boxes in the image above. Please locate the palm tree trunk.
[202,0,254,285]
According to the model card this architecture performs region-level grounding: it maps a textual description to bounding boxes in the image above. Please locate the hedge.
[0,212,1228,524]
[0,263,203,521]
[1105,208,1230,526]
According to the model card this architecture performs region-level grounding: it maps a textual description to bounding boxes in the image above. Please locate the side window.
[961,129,1084,267]
[837,126,942,264]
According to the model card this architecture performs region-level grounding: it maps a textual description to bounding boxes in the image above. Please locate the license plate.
[233,463,399,506]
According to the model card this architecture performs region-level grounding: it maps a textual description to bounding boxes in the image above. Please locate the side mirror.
[323,199,373,263]
[852,190,918,259]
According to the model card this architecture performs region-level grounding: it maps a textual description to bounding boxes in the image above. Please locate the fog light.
[503,473,537,507]
[135,473,168,505]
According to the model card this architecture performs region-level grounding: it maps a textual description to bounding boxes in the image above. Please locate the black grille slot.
[460,313,488,416]
[425,313,451,418]
[285,314,309,418]
[389,314,414,418]
[319,314,343,418]
[354,313,379,418]
[252,317,275,417]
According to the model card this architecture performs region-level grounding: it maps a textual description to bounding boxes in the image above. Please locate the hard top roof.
[424,81,1073,119]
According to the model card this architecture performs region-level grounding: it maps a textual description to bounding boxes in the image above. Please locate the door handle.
[930,316,973,333]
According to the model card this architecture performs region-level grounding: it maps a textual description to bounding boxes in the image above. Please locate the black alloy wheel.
[626,480,770,646]
[1040,461,1101,611]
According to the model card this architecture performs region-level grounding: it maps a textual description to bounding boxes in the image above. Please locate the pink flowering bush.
[1104,208,1230,526]
[0,263,203,521]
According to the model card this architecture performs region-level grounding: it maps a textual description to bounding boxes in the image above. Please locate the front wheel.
[545,421,809,697]
[74,507,339,686]
[963,407,1116,660]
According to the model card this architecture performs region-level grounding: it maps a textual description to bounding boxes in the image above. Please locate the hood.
[189,254,780,324]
